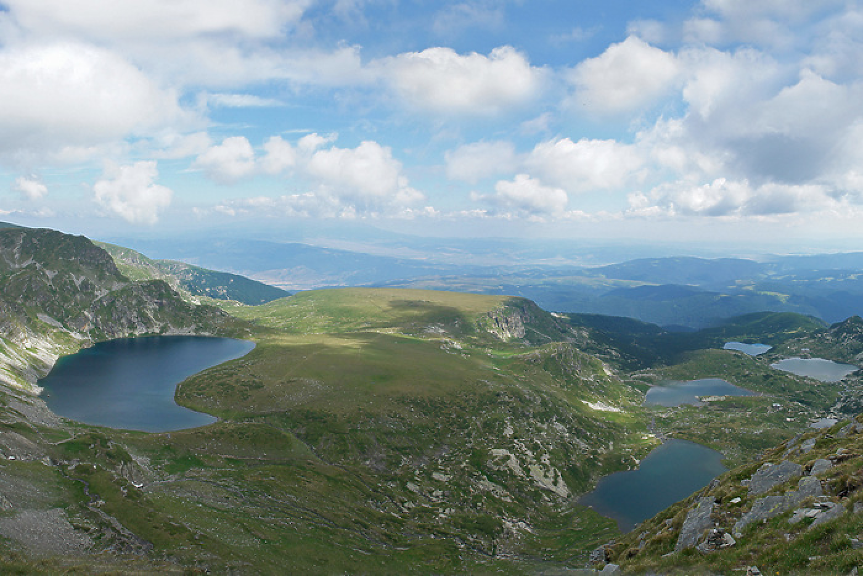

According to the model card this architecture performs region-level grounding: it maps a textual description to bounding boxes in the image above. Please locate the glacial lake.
[579,439,726,532]
[644,378,756,407]
[39,336,255,432]
[723,341,772,355]
[770,358,858,382]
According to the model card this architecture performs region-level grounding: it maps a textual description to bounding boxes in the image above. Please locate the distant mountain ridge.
[95,241,290,305]
[106,236,490,290]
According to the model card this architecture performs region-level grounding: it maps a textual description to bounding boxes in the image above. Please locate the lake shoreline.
[39,335,255,433]
[578,438,727,532]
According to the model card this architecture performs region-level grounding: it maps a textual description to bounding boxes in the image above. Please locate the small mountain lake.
[39,336,255,432]
[578,439,726,532]
[770,358,858,382]
[723,341,771,355]
[644,378,756,407]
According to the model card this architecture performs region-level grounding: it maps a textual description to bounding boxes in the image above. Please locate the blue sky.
[1,0,862,248]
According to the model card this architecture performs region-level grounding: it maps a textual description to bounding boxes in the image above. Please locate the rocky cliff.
[0,226,241,392]
[480,297,576,344]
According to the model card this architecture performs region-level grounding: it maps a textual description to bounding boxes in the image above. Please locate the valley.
[0,224,861,573]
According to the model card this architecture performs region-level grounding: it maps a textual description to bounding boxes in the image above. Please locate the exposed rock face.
[0,508,93,556]
[790,499,845,528]
[481,298,573,343]
[0,431,47,462]
[485,307,527,340]
[0,227,236,392]
[590,544,610,565]
[809,458,832,476]
[675,496,715,551]
[734,476,822,536]
[748,460,803,495]
[837,422,863,438]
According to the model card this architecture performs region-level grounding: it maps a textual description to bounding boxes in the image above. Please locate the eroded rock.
[675,496,715,552]
[809,458,832,476]
[810,502,845,528]
[0,431,46,462]
[734,476,822,536]
[0,508,92,556]
[748,460,803,495]
[800,438,817,454]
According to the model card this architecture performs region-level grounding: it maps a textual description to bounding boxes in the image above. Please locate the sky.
[1,0,863,249]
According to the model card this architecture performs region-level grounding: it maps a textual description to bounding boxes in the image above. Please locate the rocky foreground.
[596,415,863,575]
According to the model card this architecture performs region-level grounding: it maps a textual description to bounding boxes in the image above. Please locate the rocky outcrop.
[746,460,803,495]
[0,431,47,462]
[0,508,93,556]
[485,307,527,340]
[809,458,832,476]
[733,475,822,536]
[480,298,573,344]
[675,496,715,551]
[789,498,845,528]
[610,416,863,574]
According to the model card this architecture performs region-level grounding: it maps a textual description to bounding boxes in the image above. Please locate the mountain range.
[0,223,861,573]
[108,233,863,329]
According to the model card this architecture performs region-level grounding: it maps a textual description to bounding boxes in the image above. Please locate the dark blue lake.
[39,336,255,432]
[644,378,756,407]
[579,439,726,532]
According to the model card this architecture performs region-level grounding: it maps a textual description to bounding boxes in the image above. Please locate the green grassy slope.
[96,241,290,305]
[166,288,655,569]
[0,281,658,573]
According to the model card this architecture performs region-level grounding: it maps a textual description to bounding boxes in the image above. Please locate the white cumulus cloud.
[195,133,425,216]
[380,46,543,114]
[629,178,839,218]
[194,137,257,183]
[525,137,644,193]
[259,136,297,175]
[13,176,48,200]
[0,42,189,160]
[568,36,681,114]
[2,0,310,43]
[477,174,568,216]
[305,140,424,209]
[93,161,173,225]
